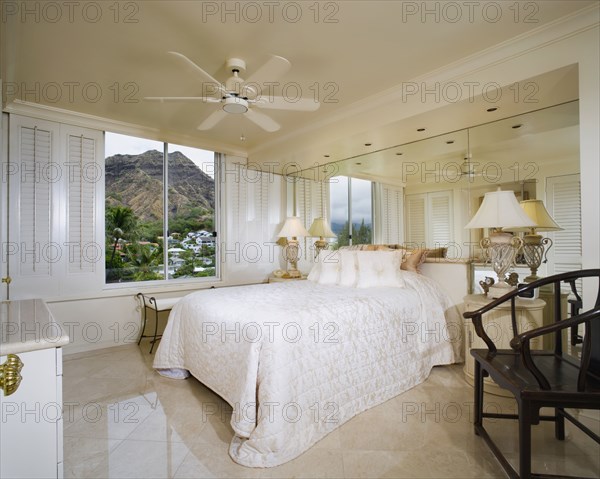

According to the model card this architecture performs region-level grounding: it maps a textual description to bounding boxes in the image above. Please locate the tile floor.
[63,342,600,478]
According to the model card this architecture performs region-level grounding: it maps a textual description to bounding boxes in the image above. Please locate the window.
[329,176,373,247]
[105,132,217,284]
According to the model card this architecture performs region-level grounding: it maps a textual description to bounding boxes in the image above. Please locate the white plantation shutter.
[405,191,453,248]
[405,194,426,246]
[295,178,326,261]
[427,191,452,247]
[380,184,404,244]
[66,133,98,273]
[224,160,284,281]
[7,115,103,299]
[546,174,582,290]
[18,125,54,277]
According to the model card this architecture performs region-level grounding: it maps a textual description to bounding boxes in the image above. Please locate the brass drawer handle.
[0,354,24,396]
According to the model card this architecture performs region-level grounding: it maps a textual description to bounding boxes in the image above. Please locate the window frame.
[329,175,374,247]
[103,132,221,289]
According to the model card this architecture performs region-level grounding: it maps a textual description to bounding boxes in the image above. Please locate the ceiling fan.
[145,52,320,132]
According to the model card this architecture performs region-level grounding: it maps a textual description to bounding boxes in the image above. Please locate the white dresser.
[1,299,69,479]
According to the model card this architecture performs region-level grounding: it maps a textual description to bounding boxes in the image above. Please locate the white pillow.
[317,250,341,285]
[355,251,405,288]
[338,250,358,287]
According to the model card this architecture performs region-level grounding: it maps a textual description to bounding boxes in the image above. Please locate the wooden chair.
[464,269,600,479]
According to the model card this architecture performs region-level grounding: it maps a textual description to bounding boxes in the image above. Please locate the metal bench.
[136,293,183,353]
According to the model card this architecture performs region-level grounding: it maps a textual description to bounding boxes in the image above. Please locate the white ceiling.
[1,0,594,173]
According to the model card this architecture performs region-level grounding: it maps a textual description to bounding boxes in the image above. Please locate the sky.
[330,176,372,226]
[105,132,216,176]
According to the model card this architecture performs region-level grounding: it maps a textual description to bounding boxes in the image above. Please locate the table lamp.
[308,217,336,257]
[277,217,309,278]
[465,189,536,298]
[504,199,562,282]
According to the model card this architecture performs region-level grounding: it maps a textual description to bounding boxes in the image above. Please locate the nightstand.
[463,293,545,397]
[268,275,307,283]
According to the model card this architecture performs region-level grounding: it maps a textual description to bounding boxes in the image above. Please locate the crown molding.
[3,100,248,158]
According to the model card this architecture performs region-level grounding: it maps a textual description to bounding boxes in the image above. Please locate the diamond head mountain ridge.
[105,150,215,225]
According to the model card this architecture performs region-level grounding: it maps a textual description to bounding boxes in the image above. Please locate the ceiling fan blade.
[245,55,291,86]
[168,51,227,95]
[253,96,320,111]
[197,110,228,130]
[145,96,221,103]
[244,109,280,132]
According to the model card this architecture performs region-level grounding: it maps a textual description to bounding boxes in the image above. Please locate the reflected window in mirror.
[329,176,373,248]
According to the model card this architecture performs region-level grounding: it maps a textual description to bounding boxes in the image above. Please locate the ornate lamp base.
[522,234,552,283]
[482,231,523,298]
[284,238,302,278]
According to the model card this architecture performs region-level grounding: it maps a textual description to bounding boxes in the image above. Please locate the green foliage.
[333,220,372,248]
[354,218,372,245]
[168,207,213,236]
[125,242,164,281]
[106,206,137,240]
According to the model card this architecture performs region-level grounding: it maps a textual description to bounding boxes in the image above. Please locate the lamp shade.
[504,199,563,233]
[277,217,309,238]
[465,190,536,229]
[308,218,336,238]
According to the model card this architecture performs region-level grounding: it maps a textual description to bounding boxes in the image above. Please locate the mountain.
[105,150,214,223]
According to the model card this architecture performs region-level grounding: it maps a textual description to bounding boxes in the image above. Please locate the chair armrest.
[510,307,600,350]
[509,307,600,390]
[468,313,498,354]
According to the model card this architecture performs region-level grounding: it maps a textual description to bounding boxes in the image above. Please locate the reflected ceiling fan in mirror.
[145,52,320,132]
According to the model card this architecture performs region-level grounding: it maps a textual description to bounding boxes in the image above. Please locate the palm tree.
[125,243,163,281]
[106,206,137,265]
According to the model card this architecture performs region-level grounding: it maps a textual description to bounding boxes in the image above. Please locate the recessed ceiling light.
[446,140,454,144]
[512,124,523,129]
[487,107,498,112]
[364,143,372,147]
[417,128,426,132]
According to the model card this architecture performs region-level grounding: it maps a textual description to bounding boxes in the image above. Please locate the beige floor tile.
[87,439,191,479]
[63,437,122,479]
[61,345,599,479]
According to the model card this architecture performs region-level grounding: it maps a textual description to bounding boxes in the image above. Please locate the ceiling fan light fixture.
[223,97,248,114]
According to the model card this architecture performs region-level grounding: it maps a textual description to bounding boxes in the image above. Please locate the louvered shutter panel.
[405,194,426,246]
[67,134,98,273]
[8,116,104,299]
[223,160,284,280]
[546,175,582,290]
[8,116,60,298]
[427,191,452,248]
[295,178,324,261]
[19,126,54,276]
[381,184,403,244]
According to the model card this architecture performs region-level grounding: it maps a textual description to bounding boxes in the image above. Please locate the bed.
[153,250,466,467]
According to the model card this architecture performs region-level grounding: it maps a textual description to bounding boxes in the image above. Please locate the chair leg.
[138,306,147,346]
[474,360,484,434]
[149,308,160,354]
[518,402,533,479]
[555,407,565,440]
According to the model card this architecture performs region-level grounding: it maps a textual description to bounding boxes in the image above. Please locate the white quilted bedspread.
[153,272,462,467]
